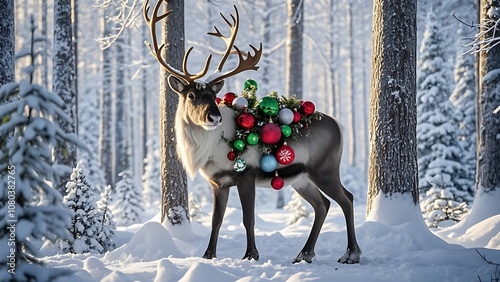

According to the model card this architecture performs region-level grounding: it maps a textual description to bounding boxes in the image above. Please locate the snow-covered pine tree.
[62,161,103,254]
[188,192,205,223]
[416,9,471,203]
[113,147,144,226]
[95,185,116,252]
[142,136,161,207]
[284,190,310,225]
[449,25,477,199]
[0,27,79,280]
[420,183,470,228]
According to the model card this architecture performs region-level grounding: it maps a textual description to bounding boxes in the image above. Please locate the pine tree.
[284,191,310,225]
[449,25,477,199]
[420,184,470,228]
[114,169,144,226]
[416,10,471,203]
[0,31,78,281]
[142,136,161,207]
[62,161,103,254]
[95,185,116,252]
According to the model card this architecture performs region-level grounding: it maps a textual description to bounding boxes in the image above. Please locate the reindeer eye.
[187,93,195,100]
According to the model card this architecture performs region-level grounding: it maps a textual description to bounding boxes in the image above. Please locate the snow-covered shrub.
[284,190,310,225]
[188,192,205,222]
[113,169,144,226]
[420,185,470,228]
[62,161,103,254]
[95,185,116,252]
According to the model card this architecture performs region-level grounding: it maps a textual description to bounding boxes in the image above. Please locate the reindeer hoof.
[203,249,216,259]
[293,250,315,264]
[242,248,259,261]
[337,247,361,264]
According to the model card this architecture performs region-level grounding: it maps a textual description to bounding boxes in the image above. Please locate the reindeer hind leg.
[291,180,330,263]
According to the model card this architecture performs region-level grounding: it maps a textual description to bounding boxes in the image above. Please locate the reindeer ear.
[210,80,225,94]
[168,76,188,95]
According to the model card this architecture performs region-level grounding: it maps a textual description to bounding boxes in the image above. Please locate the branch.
[476,249,500,266]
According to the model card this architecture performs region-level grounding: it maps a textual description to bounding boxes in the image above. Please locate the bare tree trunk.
[99,16,113,188]
[160,0,189,225]
[285,0,304,99]
[141,21,149,174]
[346,0,356,167]
[329,0,338,117]
[476,0,500,195]
[38,0,48,89]
[367,0,418,216]
[53,0,77,194]
[114,36,127,182]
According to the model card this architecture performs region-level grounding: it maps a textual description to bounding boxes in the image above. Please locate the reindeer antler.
[143,0,212,84]
[207,5,263,85]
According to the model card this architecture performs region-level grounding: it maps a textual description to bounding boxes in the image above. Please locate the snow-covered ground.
[45,188,500,282]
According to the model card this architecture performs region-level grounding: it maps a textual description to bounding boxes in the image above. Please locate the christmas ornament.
[237,113,256,130]
[300,101,315,116]
[260,154,278,172]
[258,97,280,116]
[244,79,258,91]
[232,96,248,110]
[216,97,222,104]
[276,144,295,165]
[271,176,284,190]
[227,151,237,161]
[260,123,281,145]
[280,125,292,138]
[246,133,259,145]
[292,110,301,123]
[223,92,237,106]
[278,108,294,125]
[233,139,246,151]
[233,158,247,172]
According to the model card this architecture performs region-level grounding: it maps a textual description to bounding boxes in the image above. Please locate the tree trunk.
[0,0,15,86]
[38,0,49,89]
[53,0,77,194]
[329,0,338,117]
[160,0,189,225]
[346,0,356,167]
[285,0,304,99]
[142,20,149,174]
[473,0,500,213]
[367,0,419,220]
[114,36,127,182]
[99,16,113,188]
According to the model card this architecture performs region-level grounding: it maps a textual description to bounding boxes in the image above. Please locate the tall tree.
[99,13,114,188]
[53,0,78,194]
[468,0,500,221]
[346,0,356,167]
[159,0,189,225]
[38,0,49,89]
[416,10,471,203]
[114,35,128,183]
[366,0,420,223]
[0,0,15,87]
[285,0,304,99]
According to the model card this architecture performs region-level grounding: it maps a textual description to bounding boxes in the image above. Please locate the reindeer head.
[144,0,262,130]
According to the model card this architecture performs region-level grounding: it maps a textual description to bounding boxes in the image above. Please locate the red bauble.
[276,145,295,165]
[260,123,282,145]
[300,101,315,116]
[227,151,237,161]
[237,113,256,130]
[216,97,222,104]
[292,110,301,123]
[223,92,237,106]
[271,176,284,190]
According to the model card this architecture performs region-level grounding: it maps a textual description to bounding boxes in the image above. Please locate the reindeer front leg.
[203,183,230,259]
[236,174,259,261]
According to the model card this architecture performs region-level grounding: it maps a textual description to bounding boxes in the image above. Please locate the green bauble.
[281,125,292,138]
[233,139,246,151]
[244,79,258,91]
[258,97,280,116]
[246,133,259,145]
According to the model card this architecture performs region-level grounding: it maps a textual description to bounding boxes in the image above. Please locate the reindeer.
[143,0,361,264]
